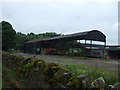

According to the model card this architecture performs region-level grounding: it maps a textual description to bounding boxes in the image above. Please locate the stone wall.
[2,52,120,89]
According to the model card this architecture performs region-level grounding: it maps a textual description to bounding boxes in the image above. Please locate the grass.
[39,54,116,63]
[41,58,71,64]
[41,58,119,85]
[2,66,18,88]
[61,63,119,85]
[2,65,25,88]
[0,63,2,89]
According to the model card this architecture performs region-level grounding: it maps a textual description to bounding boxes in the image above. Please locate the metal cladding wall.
[107,50,120,59]
[106,46,120,59]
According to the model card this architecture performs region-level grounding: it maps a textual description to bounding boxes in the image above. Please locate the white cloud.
[0,0,119,2]
[1,1,118,45]
[115,23,120,27]
[115,23,118,26]
[0,3,2,22]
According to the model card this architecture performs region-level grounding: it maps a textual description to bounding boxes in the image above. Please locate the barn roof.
[26,37,49,43]
[106,45,120,51]
[27,30,106,43]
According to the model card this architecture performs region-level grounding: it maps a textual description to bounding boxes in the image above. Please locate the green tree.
[15,32,28,50]
[42,32,62,37]
[27,32,36,40]
[2,21,16,51]
[14,32,62,50]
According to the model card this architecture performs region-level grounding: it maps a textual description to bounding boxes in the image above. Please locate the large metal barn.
[24,30,106,58]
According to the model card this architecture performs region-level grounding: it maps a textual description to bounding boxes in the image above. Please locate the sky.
[0,0,119,45]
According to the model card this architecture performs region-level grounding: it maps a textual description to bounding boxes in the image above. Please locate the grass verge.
[2,65,24,88]
[61,63,119,85]
[41,58,119,85]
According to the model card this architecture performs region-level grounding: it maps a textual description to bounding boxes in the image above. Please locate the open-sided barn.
[24,30,106,58]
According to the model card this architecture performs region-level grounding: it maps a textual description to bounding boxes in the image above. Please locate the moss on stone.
[68,76,82,88]
[43,63,62,81]
[13,55,24,65]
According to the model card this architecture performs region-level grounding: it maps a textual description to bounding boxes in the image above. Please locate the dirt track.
[15,53,120,72]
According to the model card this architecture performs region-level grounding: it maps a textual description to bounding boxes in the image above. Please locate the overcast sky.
[0,0,119,45]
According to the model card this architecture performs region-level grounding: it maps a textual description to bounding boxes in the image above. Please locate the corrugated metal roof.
[106,46,120,50]
[44,31,89,41]
[26,37,49,43]
[27,30,106,44]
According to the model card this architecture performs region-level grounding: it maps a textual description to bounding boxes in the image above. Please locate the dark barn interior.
[106,46,120,59]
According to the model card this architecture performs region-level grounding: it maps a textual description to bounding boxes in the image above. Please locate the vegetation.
[15,32,62,50]
[2,52,120,88]
[41,58,119,85]
[2,21,16,51]
[14,32,28,50]
[2,66,23,88]
[61,63,119,85]
[1,21,62,51]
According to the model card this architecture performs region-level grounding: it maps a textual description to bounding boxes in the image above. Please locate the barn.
[106,46,120,59]
[24,30,106,58]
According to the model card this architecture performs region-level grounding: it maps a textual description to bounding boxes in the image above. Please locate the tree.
[1,21,63,51]
[14,32,28,50]
[27,32,36,40]
[42,32,62,37]
[0,23,2,51]
[2,21,16,51]
[14,32,62,50]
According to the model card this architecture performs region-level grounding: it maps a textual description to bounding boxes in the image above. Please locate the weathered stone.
[78,75,88,80]
[91,77,105,88]
[42,63,62,81]
[66,75,88,88]
[106,85,114,89]
[114,82,120,89]
[52,69,75,88]
[25,57,32,61]
[54,69,74,83]
[67,80,78,88]
[34,67,40,72]
[75,75,88,88]
[82,76,93,88]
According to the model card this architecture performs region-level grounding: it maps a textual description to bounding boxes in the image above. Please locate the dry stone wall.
[2,52,120,89]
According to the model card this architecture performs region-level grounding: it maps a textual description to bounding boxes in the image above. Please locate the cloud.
[1,1,118,45]
[0,0,119,2]
[0,3,2,22]
[115,23,120,27]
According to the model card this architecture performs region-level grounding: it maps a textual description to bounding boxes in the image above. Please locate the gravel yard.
[15,52,120,71]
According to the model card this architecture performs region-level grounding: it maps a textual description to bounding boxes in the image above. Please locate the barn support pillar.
[72,40,74,55]
[85,39,87,57]
[85,40,86,48]
[103,41,106,58]
[90,40,92,50]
